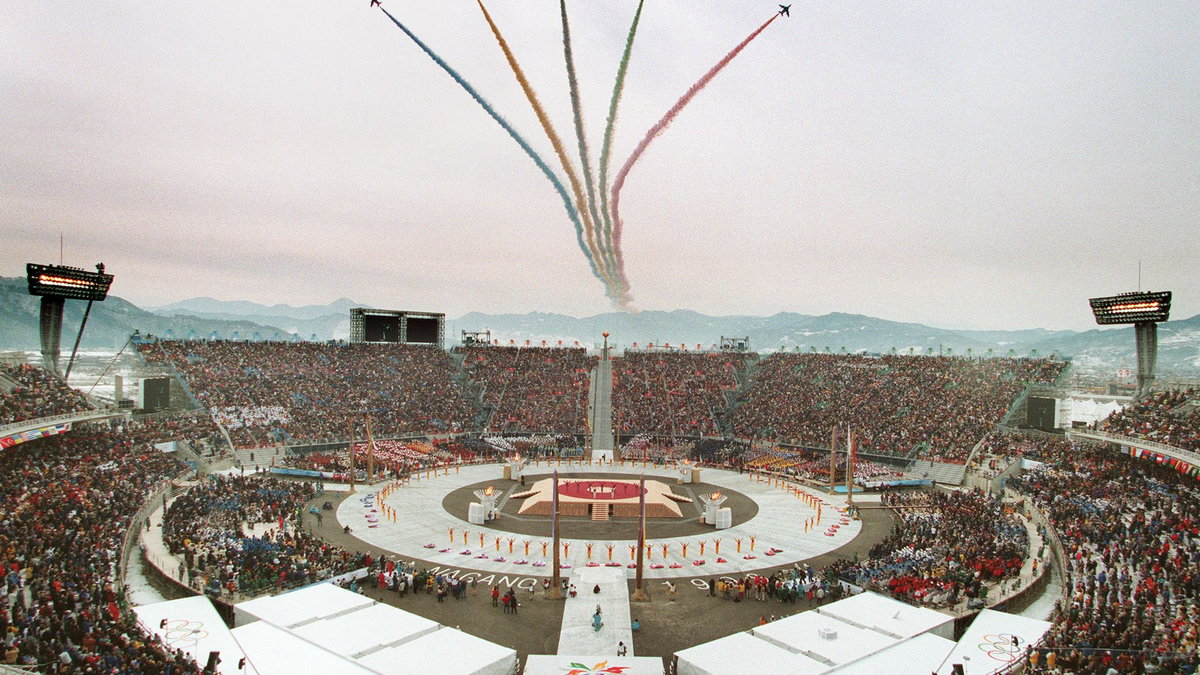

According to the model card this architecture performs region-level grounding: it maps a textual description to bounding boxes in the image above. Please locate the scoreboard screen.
[1089,291,1171,325]
[406,317,439,344]
[363,315,401,342]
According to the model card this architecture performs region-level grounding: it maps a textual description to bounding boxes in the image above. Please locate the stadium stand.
[1008,437,1200,674]
[1099,387,1200,452]
[0,427,201,673]
[611,351,746,437]
[825,489,1028,609]
[138,340,476,448]
[728,354,1067,463]
[458,346,596,434]
[0,364,93,425]
[161,475,366,598]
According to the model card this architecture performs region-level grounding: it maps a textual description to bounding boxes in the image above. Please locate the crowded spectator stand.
[824,488,1028,611]
[611,350,747,438]
[0,417,202,673]
[161,475,368,599]
[1002,433,1200,673]
[0,363,94,425]
[458,345,596,434]
[1099,387,1200,452]
[138,339,476,448]
[729,354,1067,464]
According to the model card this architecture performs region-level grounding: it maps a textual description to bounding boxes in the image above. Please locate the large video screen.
[406,317,440,344]
[1027,396,1057,431]
[363,315,401,342]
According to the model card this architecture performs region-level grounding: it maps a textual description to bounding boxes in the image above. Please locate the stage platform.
[337,461,870,580]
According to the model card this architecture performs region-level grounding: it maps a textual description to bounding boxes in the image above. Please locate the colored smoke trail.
[597,0,646,304]
[475,0,613,293]
[377,8,603,284]
[609,13,780,301]
[559,0,610,295]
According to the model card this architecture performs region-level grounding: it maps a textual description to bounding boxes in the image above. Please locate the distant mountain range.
[2,277,1197,377]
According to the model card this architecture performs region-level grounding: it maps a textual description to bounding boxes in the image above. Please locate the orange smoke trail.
[475,0,614,293]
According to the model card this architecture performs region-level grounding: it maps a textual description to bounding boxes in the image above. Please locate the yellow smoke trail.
[475,0,614,292]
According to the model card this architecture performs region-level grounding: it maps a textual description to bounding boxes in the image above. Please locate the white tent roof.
[816,591,955,639]
[289,602,440,658]
[675,631,830,675]
[827,632,956,674]
[235,583,374,628]
[936,609,1051,675]
[524,655,663,675]
[134,596,251,675]
[357,626,516,675]
[231,621,373,674]
[752,612,898,666]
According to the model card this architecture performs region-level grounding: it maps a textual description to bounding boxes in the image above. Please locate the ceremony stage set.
[337,461,861,580]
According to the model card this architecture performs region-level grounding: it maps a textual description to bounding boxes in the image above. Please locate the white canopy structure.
[230,621,374,675]
[935,609,1051,675]
[826,633,956,674]
[234,582,374,628]
[289,603,440,659]
[134,596,250,675]
[232,584,516,675]
[672,592,1039,675]
[751,611,899,667]
[356,626,516,675]
[816,590,955,640]
[676,631,830,675]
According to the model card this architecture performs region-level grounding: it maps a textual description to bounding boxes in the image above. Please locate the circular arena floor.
[336,461,863,579]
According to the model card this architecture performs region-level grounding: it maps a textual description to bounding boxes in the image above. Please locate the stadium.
[1,289,1197,674]
[5,2,1199,674]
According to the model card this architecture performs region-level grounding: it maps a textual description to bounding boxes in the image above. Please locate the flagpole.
[366,415,376,483]
[632,474,650,601]
[829,427,838,494]
[846,428,855,506]
[549,470,563,600]
[348,416,356,493]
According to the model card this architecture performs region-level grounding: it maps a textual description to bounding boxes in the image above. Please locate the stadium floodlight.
[1088,290,1172,395]
[27,263,114,301]
[1088,291,1171,325]
[26,262,114,379]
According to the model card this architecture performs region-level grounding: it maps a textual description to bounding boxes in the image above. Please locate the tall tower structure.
[1089,291,1172,395]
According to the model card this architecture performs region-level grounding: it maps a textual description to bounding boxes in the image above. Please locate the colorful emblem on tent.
[564,661,628,675]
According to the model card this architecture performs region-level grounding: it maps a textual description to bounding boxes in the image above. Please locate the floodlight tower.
[26,263,114,378]
[1088,291,1172,395]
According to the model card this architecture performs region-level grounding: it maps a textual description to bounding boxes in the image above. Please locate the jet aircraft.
[779,4,791,16]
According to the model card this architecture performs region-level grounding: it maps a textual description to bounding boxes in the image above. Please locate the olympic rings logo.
[161,619,210,648]
[978,633,1021,663]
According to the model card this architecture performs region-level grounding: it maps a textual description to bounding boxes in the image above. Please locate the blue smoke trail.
[379,8,603,284]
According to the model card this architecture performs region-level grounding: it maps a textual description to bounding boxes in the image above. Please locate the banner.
[1,422,72,450]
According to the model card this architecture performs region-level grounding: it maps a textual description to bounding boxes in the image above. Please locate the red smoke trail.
[608,13,779,306]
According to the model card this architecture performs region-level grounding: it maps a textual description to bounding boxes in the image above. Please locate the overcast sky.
[3,2,1197,331]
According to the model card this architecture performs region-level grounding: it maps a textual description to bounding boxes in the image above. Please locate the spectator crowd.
[459,346,596,434]
[140,340,476,448]
[826,488,1028,609]
[729,354,1066,463]
[1100,387,1200,452]
[1008,437,1200,674]
[162,475,366,597]
[0,422,200,673]
[1,364,93,425]
[611,351,747,437]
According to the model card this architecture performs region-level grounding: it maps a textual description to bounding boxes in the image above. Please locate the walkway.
[589,351,615,458]
[558,567,633,657]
